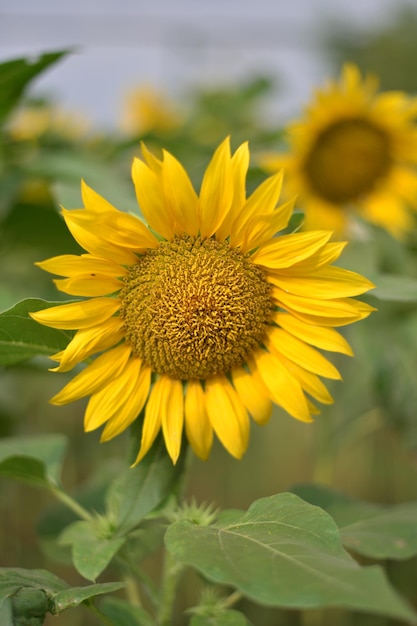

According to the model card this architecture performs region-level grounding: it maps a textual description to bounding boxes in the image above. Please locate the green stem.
[49,485,93,521]
[123,573,142,607]
[116,552,159,609]
[220,591,242,609]
[157,551,183,626]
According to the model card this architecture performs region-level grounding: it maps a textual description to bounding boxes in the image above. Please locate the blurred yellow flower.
[262,65,417,238]
[8,104,89,142]
[121,85,181,135]
[31,138,374,465]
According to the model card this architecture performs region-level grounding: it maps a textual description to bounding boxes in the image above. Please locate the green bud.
[11,587,50,626]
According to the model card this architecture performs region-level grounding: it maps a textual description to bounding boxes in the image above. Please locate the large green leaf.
[0,298,74,366]
[165,493,416,623]
[0,51,68,126]
[341,503,417,560]
[0,434,67,487]
[59,520,126,581]
[106,437,186,535]
[292,484,417,560]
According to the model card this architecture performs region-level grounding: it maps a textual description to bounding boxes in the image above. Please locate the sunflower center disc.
[120,235,273,379]
[303,118,391,203]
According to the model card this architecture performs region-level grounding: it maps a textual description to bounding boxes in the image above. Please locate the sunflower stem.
[220,590,243,609]
[157,550,184,626]
[49,485,93,522]
[116,552,159,609]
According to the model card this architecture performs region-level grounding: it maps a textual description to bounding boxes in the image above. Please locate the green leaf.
[165,493,416,623]
[0,434,67,487]
[0,598,13,626]
[340,503,417,561]
[59,520,126,581]
[292,484,417,560]
[190,610,251,626]
[0,51,68,126]
[106,437,186,535]
[369,274,417,302]
[99,597,155,626]
[0,298,74,366]
[0,568,68,600]
[52,582,126,614]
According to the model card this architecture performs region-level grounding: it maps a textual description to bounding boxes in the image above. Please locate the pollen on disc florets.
[119,235,274,379]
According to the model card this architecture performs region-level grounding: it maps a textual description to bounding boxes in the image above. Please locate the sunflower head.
[262,64,417,238]
[31,138,375,466]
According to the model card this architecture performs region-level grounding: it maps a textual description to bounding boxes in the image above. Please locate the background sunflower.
[262,64,417,238]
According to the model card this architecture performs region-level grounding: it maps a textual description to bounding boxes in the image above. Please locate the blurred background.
[2,0,417,128]
[2,1,417,624]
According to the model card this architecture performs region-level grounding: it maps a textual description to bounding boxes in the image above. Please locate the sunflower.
[31,138,374,465]
[261,64,417,238]
[121,85,181,136]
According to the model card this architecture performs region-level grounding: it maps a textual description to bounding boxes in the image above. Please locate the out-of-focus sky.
[0,0,414,127]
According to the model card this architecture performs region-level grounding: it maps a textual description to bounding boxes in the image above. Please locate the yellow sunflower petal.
[161,150,199,236]
[61,209,138,265]
[30,298,120,330]
[161,378,184,464]
[184,380,213,461]
[361,190,414,239]
[251,350,313,423]
[132,376,167,466]
[268,266,374,299]
[81,181,159,249]
[266,327,341,380]
[216,142,249,241]
[84,357,143,432]
[140,141,163,173]
[278,354,334,405]
[231,367,272,425]
[102,211,159,250]
[239,197,296,252]
[285,242,348,273]
[230,170,283,247]
[101,365,152,441]
[198,137,233,238]
[36,254,126,278]
[49,317,124,372]
[252,231,332,269]
[53,275,122,297]
[273,287,374,324]
[274,311,353,355]
[205,376,250,459]
[51,343,132,405]
[132,157,174,240]
[81,179,119,214]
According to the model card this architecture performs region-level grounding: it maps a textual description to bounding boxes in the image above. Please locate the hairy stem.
[49,485,93,521]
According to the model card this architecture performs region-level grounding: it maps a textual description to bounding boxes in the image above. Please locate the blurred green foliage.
[323,4,417,92]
